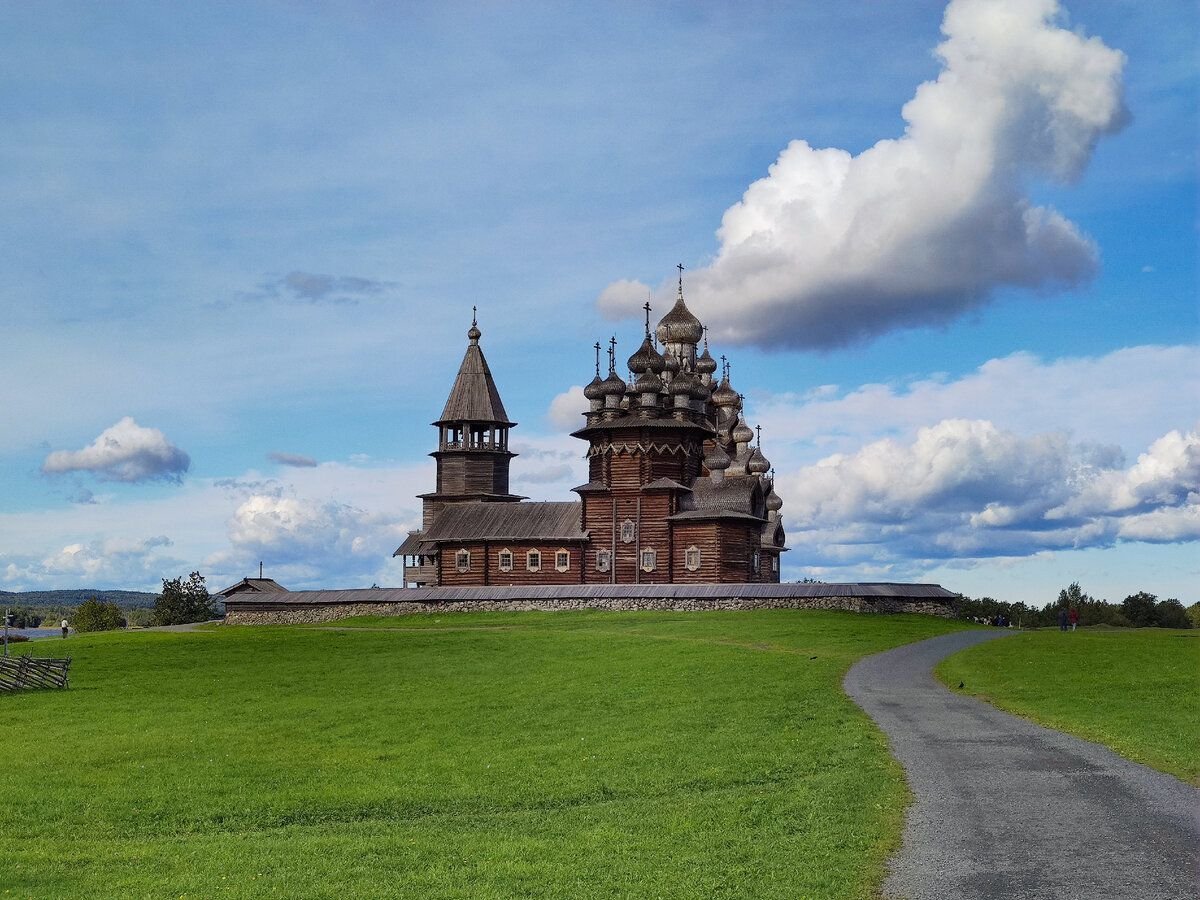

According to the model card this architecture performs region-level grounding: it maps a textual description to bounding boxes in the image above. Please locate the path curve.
[844,629,1200,900]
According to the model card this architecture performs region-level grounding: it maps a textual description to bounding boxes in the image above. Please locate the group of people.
[1058,607,1080,631]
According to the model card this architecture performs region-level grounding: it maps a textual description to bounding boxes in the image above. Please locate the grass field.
[937,628,1200,785]
[3,610,967,898]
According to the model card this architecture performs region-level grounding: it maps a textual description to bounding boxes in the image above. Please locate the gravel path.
[844,629,1200,900]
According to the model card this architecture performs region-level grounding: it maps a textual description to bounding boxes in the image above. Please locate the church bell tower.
[419,312,524,528]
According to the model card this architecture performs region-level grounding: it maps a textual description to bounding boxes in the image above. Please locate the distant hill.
[0,589,159,609]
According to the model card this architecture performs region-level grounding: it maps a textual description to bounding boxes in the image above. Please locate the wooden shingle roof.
[215,577,288,597]
[437,342,514,426]
[416,501,586,544]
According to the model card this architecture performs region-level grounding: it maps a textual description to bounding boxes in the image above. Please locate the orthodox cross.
[472,305,477,326]
[608,336,617,373]
[676,262,685,294]
[702,325,709,351]
[593,341,601,377]
[643,300,652,336]
[755,424,762,447]
[720,354,727,379]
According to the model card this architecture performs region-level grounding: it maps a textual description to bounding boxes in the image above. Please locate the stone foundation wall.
[224,595,953,626]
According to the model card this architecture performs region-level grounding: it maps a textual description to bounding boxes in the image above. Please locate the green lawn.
[937,628,1200,785]
[3,610,966,898]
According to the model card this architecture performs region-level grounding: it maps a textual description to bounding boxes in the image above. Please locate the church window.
[555,549,570,572]
[771,555,779,573]
[751,550,761,572]
[596,549,611,573]
[527,549,541,572]
[684,546,701,572]
[620,519,636,544]
[640,548,657,572]
[455,549,471,573]
[498,549,513,572]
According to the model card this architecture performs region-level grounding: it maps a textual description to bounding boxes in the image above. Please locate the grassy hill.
[0,588,159,608]
[2,610,968,898]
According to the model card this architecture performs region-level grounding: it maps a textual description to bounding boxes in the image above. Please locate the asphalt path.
[844,629,1200,900]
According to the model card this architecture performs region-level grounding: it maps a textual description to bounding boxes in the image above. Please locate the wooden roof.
[226,582,960,608]
[437,341,514,426]
[215,577,288,597]
[571,416,714,438]
[408,501,586,547]
[688,475,762,515]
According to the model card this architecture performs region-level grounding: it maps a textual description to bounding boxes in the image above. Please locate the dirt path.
[844,629,1200,899]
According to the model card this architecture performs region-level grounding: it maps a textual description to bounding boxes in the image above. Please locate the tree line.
[954,582,1196,629]
[5,573,220,634]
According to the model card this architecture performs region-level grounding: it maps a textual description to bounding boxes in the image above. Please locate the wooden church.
[395,272,786,586]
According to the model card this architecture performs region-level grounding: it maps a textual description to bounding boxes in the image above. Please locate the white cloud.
[779,419,1200,573]
[41,417,190,483]
[2,536,183,590]
[602,0,1126,347]
[208,493,411,589]
[547,385,587,432]
[753,345,1198,467]
[597,279,651,321]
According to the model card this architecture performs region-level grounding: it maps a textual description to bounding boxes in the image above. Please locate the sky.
[1,0,1196,606]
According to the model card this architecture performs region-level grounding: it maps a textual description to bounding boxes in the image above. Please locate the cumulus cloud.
[597,279,651,321]
[210,494,410,585]
[547,385,587,432]
[2,535,182,589]
[753,345,1198,466]
[601,0,1127,347]
[780,420,1200,571]
[268,451,319,468]
[42,417,190,483]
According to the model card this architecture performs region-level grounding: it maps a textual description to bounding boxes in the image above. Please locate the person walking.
[1069,607,1079,631]
[1058,608,1068,631]
[60,618,69,639]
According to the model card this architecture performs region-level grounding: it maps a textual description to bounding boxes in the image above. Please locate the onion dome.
[765,487,783,512]
[656,294,704,345]
[467,322,482,343]
[704,442,731,472]
[583,374,607,401]
[670,369,699,396]
[696,346,717,376]
[732,416,755,445]
[627,336,658,375]
[662,350,681,375]
[747,446,770,475]
[692,379,711,401]
[634,369,662,393]
[601,370,627,396]
[711,377,738,407]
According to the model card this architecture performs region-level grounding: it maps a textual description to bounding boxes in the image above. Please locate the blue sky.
[1,0,1195,605]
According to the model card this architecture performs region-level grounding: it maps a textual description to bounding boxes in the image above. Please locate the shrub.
[73,598,125,633]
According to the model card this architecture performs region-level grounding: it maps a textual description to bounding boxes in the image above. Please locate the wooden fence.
[0,655,71,691]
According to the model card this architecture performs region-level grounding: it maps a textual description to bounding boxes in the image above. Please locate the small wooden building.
[396,281,786,586]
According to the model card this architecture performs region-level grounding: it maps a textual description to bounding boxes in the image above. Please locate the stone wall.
[224,594,954,625]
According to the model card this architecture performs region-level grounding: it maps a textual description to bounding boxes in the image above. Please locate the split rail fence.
[0,655,72,691]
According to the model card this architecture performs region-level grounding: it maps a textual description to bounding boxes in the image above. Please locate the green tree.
[73,598,125,633]
[152,572,216,626]
[1187,602,1200,629]
[1154,598,1191,629]
[1120,591,1158,627]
